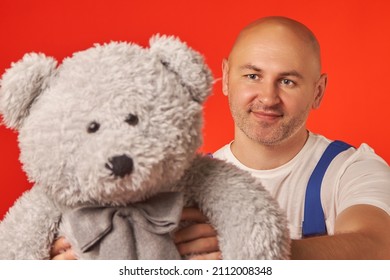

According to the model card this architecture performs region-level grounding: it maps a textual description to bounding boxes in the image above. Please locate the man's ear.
[222,58,229,96]
[312,73,327,109]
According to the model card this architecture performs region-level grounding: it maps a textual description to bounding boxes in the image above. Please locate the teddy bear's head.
[0,36,213,207]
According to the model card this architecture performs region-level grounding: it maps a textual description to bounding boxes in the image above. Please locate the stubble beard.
[231,104,309,146]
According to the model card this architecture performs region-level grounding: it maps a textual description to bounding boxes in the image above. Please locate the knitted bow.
[61,192,184,259]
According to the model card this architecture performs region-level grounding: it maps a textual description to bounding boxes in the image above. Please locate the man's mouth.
[251,110,282,122]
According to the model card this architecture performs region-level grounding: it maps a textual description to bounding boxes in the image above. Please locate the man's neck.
[231,129,309,170]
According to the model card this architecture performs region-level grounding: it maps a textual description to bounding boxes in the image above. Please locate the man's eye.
[246,74,259,80]
[281,79,295,86]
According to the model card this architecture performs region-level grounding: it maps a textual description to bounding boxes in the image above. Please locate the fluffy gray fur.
[0,35,290,259]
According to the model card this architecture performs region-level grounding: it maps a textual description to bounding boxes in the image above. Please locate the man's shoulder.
[312,133,389,189]
[310,132,387,164]
[213,142,232,160]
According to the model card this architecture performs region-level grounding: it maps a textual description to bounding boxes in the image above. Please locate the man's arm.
[176,205,390,260]
[292,204,390,259]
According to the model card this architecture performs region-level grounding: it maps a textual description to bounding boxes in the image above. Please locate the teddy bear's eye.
[125,114,139,126]
[87,121,100,133]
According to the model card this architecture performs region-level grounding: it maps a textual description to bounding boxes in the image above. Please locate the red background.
[1,0,389,219]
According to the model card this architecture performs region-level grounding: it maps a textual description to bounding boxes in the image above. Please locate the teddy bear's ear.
[149,35,213,103]
[0,53,57,130]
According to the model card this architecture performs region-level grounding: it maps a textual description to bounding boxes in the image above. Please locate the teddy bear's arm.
[181,155,291,260]
[0,185,61,259]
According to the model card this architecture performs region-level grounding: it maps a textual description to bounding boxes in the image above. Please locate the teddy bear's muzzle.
[105,154,134,178]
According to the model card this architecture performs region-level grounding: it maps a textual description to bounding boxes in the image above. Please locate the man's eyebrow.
[239,64,262,72]
[238,65,304,79]
[279,70,304,79]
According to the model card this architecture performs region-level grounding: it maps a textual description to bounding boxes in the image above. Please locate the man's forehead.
[231,39,304,66]
[233,25,310,53]
[229,30,321,77]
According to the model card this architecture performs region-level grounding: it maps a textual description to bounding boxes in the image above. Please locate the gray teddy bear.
[0,35,290,259]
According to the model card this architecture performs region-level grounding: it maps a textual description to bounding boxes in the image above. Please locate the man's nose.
[256,81,281,106]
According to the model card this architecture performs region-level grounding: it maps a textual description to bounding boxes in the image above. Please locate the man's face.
[223,25,325,146]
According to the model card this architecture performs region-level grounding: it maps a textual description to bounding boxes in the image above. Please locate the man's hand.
[50,237,77,260]
[174,207,221,260]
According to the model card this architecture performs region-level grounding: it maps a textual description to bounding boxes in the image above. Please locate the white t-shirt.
[213,132,390,239]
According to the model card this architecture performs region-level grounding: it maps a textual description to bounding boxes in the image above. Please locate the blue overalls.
[302,140,353,237]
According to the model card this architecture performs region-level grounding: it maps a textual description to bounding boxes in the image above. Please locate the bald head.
[229,16,322,77]
[222,16,328,148]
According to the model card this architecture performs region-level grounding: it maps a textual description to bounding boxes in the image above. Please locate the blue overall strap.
[302,140,353,237]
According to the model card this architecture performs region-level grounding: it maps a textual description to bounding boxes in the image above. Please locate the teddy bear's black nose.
[105,154,133,178]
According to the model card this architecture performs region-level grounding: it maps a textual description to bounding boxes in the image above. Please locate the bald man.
[51,17,390,260]
[174,16,390,260]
